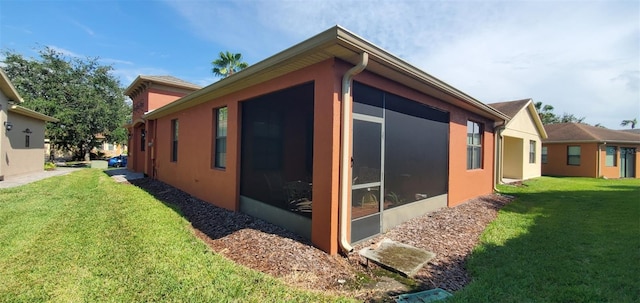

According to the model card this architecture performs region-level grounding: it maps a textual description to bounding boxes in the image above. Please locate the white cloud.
[165,0,639,128]
[70,20,95,36]
[47,45,82,58]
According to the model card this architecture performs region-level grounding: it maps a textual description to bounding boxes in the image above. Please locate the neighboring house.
[542,123,640,178]
[124,75,201,173]
[125,26,508,255]
[489,99,548,182]
[0,68,58,180]
[93,134,127,158]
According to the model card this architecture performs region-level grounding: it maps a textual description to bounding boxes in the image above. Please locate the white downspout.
[493,122,506,191]
[339,52,369,254]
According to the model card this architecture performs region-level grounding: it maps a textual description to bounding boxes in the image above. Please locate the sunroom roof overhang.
[144,26,507,122]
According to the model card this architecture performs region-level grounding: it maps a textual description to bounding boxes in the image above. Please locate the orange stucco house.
[125,26,508,255]
[542,123,640,178]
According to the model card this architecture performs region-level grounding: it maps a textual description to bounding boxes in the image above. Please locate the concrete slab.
[104,168,144,183]
[359,238,435,277]
[394,288,452,303]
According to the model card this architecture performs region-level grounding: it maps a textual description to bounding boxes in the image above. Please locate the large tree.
[211,51,248,77]
[2,47,130,160]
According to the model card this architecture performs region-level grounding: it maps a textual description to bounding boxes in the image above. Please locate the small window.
[467,120,483,169]
[529,140,536,164]
[567,146,581,166]
[542,146,548,164]
[605,146,617,167]
[140,129,146,152]
[214,107,227,169]
[171,119,179,162]
[25,135,30,148]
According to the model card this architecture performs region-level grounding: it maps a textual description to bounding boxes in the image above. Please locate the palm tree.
[620,118,637,129]
[211,51,248,78]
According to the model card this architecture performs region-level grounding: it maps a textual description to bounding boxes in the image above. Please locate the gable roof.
[488,99,530,118]
[489,98,548,139]
[124,75,201,97]
[143,25,508,122]
[544,123,640,144]
[0,68,24,103]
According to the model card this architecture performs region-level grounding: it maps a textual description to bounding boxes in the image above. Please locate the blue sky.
[1,0,638,129]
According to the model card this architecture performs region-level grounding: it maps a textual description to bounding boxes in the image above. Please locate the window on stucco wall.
[529,140,536,163]
[567,146,581,165]
[171,119,179,162]
[214,107,227,169]
[140,129,146,152]
[25,135,30,148]
[542,146,548,164]
[467,120,483,169]
[605,146,617,167]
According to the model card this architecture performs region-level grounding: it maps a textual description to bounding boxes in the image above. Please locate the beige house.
[0,69,58,180]
[489,99,548,182]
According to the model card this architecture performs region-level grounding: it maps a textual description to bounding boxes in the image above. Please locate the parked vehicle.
[108,155,128,168]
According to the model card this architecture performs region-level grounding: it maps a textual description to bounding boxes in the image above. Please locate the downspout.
[493,122,506,191]
[339,52,369,254]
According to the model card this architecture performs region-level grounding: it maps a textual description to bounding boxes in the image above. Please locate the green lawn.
[449,177,640,303]
[0,169,351,303]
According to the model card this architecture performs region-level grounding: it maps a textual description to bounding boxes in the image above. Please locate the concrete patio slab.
[359,238,435,277]
[104,168,145,183]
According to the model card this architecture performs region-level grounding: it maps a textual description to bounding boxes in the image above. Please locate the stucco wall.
[501,106,543,180]
[0,92,7,179]
[503,136,524,179]
[542,143,598,177]
[149,60,342,253]
[144,58,498,254]
[3,112,46,177]
[598,144,640,178]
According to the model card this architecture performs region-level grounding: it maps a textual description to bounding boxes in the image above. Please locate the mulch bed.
[129,178,512,302]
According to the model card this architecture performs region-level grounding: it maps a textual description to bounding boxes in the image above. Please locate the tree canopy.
[2,47,130,159]
[211,51,248,78]
[534,101,586,125]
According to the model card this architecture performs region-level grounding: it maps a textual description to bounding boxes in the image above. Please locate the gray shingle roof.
[544,123,640,143]
[137,75,201,90]
[488,99,531,119]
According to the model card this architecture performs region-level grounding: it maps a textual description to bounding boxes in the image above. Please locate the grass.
[449,177,640,303]
[0,169,353,303]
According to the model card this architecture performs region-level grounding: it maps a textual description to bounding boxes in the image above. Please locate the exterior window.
[542,146,548,164]
[605,146,617,167]
[214,107,227,169]
[567,146,581,166]
[467,120,482,169]
[171,119,178,162]
[140,129,146,151]
[25,135,30,148]
[529,140,536,163]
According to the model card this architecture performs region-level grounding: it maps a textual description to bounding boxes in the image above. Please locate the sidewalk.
[0,167,82,189]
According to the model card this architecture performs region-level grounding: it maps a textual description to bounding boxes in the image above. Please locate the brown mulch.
[129,178,512,302]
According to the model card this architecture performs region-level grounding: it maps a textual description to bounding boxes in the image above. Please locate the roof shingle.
[488,99,531,118]
[544,123,640,143]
